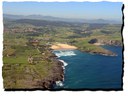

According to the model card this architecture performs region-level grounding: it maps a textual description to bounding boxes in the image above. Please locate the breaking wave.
[59,60,68,67]
[54,50,76,57]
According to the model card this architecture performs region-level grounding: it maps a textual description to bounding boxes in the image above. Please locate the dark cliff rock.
[104,40,122,46]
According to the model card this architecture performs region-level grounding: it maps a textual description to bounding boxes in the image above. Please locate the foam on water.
[53,50,77,87]
[55,81,63,87]
[54,50,76,57]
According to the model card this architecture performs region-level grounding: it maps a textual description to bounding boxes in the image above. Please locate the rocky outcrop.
[34,53,64,89]
[84,38,122,56]
[35,60,64,89]
[90,49,117,56]
[88,38,122,46]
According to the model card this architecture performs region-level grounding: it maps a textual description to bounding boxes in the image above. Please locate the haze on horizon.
[3,1,122,21]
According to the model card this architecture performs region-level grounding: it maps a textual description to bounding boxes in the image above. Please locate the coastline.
[39,43,118,89]
[37,52,65,89]
[50,43,117,56]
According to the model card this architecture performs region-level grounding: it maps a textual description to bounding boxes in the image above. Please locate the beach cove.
[53,46,123,89]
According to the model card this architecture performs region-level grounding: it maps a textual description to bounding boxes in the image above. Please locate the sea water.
[53,46,123,89]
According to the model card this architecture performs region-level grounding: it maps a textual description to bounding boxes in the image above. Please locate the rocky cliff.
[86,38,122,56]
[88,38,122,46]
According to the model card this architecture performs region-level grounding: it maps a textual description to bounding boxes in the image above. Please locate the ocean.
[53,46,123,90]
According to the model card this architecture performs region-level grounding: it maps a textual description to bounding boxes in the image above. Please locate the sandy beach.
[50,43,77,50]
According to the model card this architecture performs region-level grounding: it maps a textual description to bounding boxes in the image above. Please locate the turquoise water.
[53,46,123,90]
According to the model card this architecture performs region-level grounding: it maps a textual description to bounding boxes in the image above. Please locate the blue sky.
[3,2,122,20]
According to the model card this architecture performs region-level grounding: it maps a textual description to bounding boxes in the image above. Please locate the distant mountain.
[3,14,122,24]
[13,19,73,27]
[3,14,24,20]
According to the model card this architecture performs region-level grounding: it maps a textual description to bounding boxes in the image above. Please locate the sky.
[3,1,122,20]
